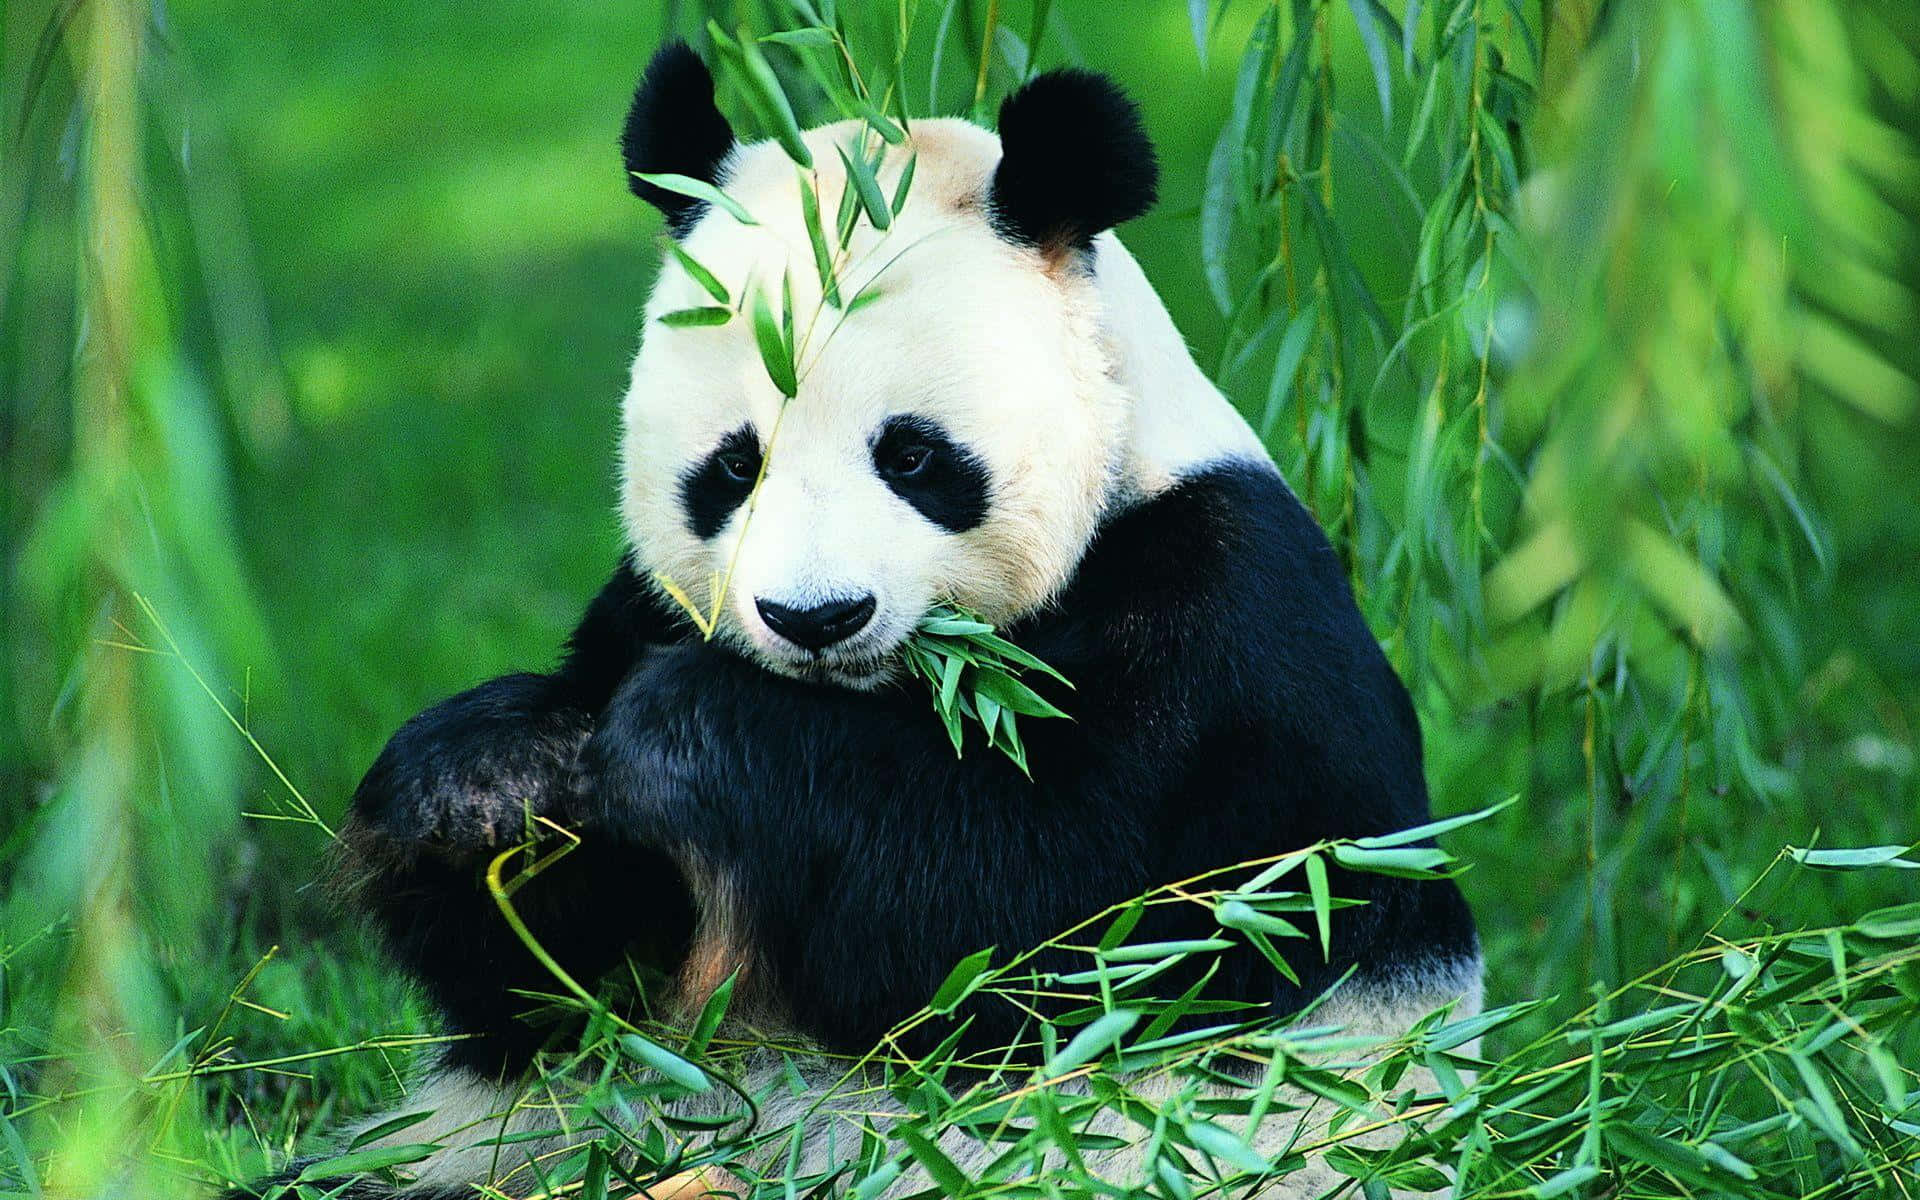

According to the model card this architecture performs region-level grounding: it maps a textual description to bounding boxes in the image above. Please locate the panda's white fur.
[619,118,1268,688]
[328,120,1478,1200]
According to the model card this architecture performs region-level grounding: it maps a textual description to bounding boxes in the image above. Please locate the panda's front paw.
[347,673,594,860]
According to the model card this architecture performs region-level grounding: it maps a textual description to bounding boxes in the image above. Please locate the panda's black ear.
[622,41,737,237]
[988,70,1158,254]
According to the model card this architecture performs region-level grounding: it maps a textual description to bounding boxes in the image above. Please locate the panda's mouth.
[758,649,901,691]
[742,624,907,691]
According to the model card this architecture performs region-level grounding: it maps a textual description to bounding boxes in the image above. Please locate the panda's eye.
[883,443,933,478]
[719,451,758,482]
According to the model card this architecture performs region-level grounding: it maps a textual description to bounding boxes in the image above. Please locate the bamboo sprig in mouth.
[901,603,1073,778]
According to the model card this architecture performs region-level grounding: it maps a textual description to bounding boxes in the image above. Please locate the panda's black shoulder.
[1047,457,1392,689]
[1030,457,1428,833]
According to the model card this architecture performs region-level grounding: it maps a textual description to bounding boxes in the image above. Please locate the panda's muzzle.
[754,593,877,653]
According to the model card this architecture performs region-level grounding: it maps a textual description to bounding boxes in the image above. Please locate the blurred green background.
[3,0,1918,1193]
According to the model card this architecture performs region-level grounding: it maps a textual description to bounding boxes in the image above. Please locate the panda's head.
[617,43,1252,687]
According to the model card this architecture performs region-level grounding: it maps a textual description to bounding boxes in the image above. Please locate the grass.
[2,0,1918,1195]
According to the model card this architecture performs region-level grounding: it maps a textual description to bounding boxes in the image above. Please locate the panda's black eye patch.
[871,415,989,533]
[681,425,761,539]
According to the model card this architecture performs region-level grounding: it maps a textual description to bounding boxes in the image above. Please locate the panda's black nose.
[755,594,877,652]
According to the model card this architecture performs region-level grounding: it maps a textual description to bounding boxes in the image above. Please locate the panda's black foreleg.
[336,557,696,1077]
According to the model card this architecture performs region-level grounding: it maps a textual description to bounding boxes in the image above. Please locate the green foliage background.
[1,0,1917,1195]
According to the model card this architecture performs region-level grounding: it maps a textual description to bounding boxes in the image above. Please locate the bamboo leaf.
[632,172,757,226]
[890,152,917,216]
[656,306,733,328]
[1345,0,1398,123]
[1183,1120,1268,1174]
[730,24,816,168]
[760,28,837,48]
[1788,844,1919,869]
[663,238,731,304]
[1330,843,1452,877]
[1305,852,1333,960]
[1354,796,1517,848]
[297,1145,439,1179]
[751,281,798,398]
[837,141,893,231]
[346,1110,436,1152]
[929,946,996,1013]
[895,1124,971,1195]
[798,172,842,308]
[618,1034,711,1093]
[1042,1009,1140,1078]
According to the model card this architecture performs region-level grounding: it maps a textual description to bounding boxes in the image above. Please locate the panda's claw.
[346,672,594,860]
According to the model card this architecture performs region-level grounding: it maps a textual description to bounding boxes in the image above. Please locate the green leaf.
[1200,131,1235,314]
[895,1125,970,1196]
[1606,1125,1718,1187]
[731,26,815,168]
[662,237,730,304]
[1354,796,1517,848]
[1042,1009,1139,1078]
[1258,302,1319,439]
[1563,1003,1692,1045]
[997,708,1031,777]
[1183,1120,1268,1174]
[751,282,798,398]
[850,1161,904,1200]
[1214,899,1304,938]
[851,95,907,144]
[1787,1051,1865,1160]
[1099,898,1146,950]
[970,669,1069,720]
[346,1110,437,1152]
[656,306,733,328]
[919,614,994,636]
[1187,0,1210,66]
[797,172,841,308]
[974,690,1002,741]
[969,632,1071,684]
[1788,844,1919,870]
[890,151,917,216]
[296,1145,439,1179]
[618,1033,711,1093]
[929,946,996,1013]
[759,28,837,48]
[1855,901,1920,940]
[837,142,893,231]
[938,653,964,712]
[684,971,735,1058]
[1097,938,1235,963]
[1305,852,1333,960]
[1344,0,1397,123]
[631,172,756,226]
[1402,64,1442,169]
[1698,1141,1759,1181]
[581,1144,609,1200]
[1288,1066,1373,1112]
[938,699,965,757]
[1330,843,1452,877]
[1530,1165,1602,1198]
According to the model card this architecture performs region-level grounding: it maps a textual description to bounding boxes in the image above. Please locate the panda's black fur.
[222,44,1477,1199]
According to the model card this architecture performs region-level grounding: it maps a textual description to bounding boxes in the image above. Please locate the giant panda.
[225,41,1480,1200]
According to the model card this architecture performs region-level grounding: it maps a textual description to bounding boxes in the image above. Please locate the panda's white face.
[620,120,1129,687]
